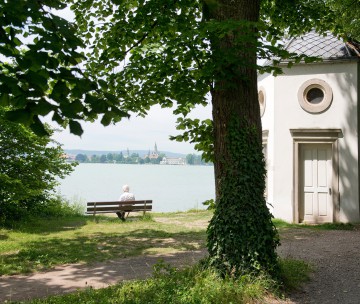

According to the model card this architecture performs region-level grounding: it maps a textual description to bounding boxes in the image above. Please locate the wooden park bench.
[86,200,152,220]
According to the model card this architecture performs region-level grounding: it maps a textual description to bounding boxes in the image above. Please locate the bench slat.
[86,205,152,212]
[87,200,152,207]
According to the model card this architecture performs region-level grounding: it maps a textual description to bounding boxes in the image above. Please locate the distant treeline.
[185,154,209,165]
[75,152,164,164]
[74,152,210,165]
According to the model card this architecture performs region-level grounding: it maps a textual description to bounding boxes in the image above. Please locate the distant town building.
[63,154,76,162]
[147,142,160,160]
[160,157,186,165]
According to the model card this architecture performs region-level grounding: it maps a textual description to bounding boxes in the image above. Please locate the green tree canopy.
[0,0,129,136]
[327,0,360,40]
[0,106,75,222]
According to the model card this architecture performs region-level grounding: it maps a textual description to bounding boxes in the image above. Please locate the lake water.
[57,163,215,212]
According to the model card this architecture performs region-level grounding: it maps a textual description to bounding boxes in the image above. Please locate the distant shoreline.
[69,162,213,166]
[65,149,211,166]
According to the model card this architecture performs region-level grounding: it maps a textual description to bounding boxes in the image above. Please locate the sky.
[50,104,211,154]
[48,7,212,155]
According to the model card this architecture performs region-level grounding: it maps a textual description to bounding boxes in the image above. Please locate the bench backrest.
[86,200,152,214]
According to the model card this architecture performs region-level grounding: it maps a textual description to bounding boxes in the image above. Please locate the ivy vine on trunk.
[207,116,279,277]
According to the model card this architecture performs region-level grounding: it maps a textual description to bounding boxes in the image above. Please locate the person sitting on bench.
[116,184,135,220]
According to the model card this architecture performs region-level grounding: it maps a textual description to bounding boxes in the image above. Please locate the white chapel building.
[259,31,360,223]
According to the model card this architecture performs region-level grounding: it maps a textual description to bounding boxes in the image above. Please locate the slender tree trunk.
[206,0,279,277]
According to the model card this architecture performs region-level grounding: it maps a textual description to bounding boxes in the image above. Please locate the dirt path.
[0,229,359,303]
[0,250,207,303]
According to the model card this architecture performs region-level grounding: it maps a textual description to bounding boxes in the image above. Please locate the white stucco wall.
[259,61,359,223]
[258,73,275,213]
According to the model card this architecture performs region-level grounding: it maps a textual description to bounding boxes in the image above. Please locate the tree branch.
[124,20,158,55]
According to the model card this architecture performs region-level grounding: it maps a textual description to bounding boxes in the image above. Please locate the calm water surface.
[57,163,215,212]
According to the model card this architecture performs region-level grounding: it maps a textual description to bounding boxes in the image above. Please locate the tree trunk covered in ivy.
[206,0,280,277]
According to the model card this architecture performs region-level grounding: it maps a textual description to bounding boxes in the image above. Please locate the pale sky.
[51,104,212,154]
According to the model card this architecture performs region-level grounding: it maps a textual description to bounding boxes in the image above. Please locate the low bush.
[31,195,85,218]
[0,195,85,227]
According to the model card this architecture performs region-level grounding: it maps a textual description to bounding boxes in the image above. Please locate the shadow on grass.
[0,234,9,240]
[0,229,207,275]
[4,216,90,234]
[0,250,208,303]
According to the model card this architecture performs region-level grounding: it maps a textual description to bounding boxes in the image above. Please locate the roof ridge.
[284,31,357,60]
[284,36,297,52]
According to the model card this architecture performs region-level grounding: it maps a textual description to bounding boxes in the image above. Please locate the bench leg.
[116,211,126,221]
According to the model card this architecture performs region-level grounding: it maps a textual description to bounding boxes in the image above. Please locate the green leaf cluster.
[1,0,355,140]
[68,0,357,157]
[0,0,129,136]
[0,106,75,223]
[207,117,280,277]
[72,0,210,119]
[171,117,214,162]
[327,0,360,40]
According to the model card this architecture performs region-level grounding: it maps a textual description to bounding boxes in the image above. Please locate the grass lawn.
[0,210,320,303]
[1,211,354,276]
[0,210,211,276]
[1,211,353,276]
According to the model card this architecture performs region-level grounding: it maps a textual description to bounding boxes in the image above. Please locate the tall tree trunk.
[206,0,280,277]
[210,0,261,197]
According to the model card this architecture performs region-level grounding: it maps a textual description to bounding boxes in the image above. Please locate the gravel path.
[278,228,360,304]
[0,228,359,303]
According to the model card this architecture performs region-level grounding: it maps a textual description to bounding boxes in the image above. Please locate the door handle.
[329,188,332,195]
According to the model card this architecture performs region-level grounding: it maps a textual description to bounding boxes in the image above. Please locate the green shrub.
[202,199,215,210]
[0,195,85,227]
[32,195,85,218]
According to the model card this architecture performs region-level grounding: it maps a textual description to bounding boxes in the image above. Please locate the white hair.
[122,184,130,192]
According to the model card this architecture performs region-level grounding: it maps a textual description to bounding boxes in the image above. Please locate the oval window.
[298,79,333,113]
[258,87,266,117]
[306,88,324,104]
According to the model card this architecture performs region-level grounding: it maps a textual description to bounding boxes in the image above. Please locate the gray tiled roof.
[285,31,359,59]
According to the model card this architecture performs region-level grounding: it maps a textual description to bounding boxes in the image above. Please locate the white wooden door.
[300,144,333,223]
